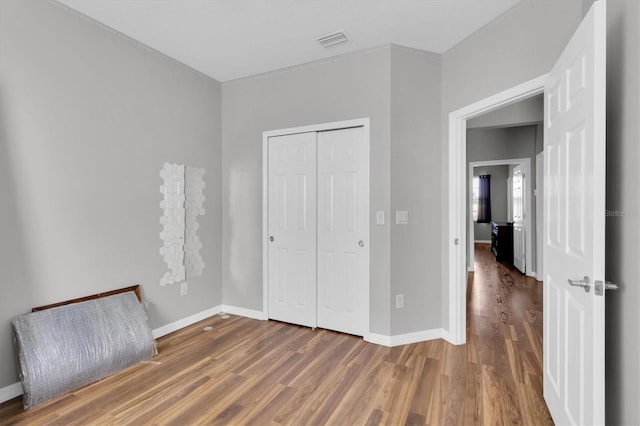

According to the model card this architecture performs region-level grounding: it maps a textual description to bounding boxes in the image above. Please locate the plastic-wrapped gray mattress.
[12,291,157,409]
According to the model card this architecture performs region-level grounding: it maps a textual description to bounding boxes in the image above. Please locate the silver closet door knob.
[269,236,275,242]
[358,240,365,247]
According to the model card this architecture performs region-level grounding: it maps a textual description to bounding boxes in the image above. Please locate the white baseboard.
[365,328,448,347]
[0,382,22,404]
[152,304,266,339]
[439,329,459,345]
[152,304,266,340]
[365,333,393,346]
[152,305,222,339]
[474,240,491,244]
[221,305,266,320]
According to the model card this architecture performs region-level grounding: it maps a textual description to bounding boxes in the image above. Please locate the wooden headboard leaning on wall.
[31,285,142,312]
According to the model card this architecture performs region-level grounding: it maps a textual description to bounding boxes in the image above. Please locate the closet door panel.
[267,132,317,327]
[317,127,368,336]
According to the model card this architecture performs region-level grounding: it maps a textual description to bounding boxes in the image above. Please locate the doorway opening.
[447,75,546,345]
[467,158,533,275]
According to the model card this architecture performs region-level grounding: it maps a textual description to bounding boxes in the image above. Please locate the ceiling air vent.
[317,30,350,48]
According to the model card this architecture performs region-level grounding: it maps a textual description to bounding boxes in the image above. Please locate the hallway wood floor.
[0,243,552,425]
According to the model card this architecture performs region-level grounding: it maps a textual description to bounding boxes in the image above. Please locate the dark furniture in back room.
[491,221,513,264]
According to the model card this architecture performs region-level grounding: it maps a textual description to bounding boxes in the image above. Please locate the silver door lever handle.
[568,276,590,293]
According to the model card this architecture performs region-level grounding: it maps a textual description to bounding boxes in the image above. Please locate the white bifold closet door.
[268,126,368,336]
[267,132,317,328]
[316,128,368,335]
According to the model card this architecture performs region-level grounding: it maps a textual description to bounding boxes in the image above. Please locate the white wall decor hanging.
[159,163,205,286]
[159,163,186,286]
[184,166,206,278]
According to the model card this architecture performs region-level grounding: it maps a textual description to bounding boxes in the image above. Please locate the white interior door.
[513,224,525,273]
[267,132,317,328]
[512,165,526,272]
[317,127,369,336]
[543,2,606,425]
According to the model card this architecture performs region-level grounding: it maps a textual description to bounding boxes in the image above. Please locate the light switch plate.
[376,211,385,225]
[396,294,404,309]
[396,210,409,225]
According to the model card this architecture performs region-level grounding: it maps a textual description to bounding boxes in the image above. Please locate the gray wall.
[390,46,442,334]
[605,1,640,424]
[467,125,540,162]
[467,94,543,129]
[0,0,222,390]
[472,166,509,241]
[222,44,442,336]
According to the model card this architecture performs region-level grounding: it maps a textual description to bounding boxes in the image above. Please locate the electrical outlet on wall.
[396,294,404,309]
[180,282,188,296]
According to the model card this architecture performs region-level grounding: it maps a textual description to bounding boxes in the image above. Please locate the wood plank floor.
[0,244,552,425]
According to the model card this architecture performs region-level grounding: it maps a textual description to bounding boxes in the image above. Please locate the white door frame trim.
[535,151,544,281]
[468,158,532,275]
[262,118,371,339]
[448,75,547,344]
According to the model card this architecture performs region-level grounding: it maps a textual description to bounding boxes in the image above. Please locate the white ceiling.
[56,0,522,82]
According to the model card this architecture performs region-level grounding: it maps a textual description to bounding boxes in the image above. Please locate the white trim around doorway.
[447,75,547,345]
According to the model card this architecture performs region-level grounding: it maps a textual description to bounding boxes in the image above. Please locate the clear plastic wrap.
[12,291,157,409]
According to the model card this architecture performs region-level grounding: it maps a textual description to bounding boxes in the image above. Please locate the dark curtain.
[477,174,491,223]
